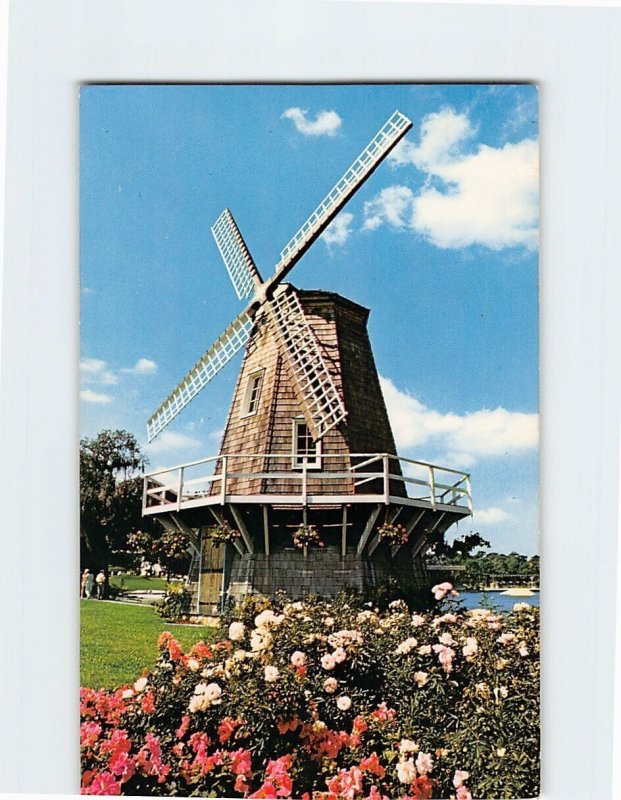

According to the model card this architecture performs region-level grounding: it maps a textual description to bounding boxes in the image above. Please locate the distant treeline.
[434,551,540,589]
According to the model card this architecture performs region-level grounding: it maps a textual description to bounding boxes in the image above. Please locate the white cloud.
[80,357,106,374]
[389,108,475,171]
[144,430,202,456]
[380,376,538,463]
[369,107,539,251]
[80,357,118,385]
[122,358,158,375]
[472,506,510,525]
[441,452,476,469]
[99,370,118,385]
[363,185,414,231]
[80,389,113,404]
[322,212,354,246]
[282,107,342,137]
[412,139,539,250]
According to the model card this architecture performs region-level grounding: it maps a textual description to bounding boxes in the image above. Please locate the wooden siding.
[210,288,404,497]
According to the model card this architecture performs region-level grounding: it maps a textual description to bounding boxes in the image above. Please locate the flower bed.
[80,587,539,798]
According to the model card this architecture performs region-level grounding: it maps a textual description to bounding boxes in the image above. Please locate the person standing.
[85,570,95,599]
[80,569,90,598]
[95,569,106,599]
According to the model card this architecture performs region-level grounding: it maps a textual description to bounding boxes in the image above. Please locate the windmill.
[143,110,472,613]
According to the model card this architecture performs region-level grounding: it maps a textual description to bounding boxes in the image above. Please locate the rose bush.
[81,587,539,798]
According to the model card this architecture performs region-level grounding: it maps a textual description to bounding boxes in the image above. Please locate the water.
[458,591,540,613]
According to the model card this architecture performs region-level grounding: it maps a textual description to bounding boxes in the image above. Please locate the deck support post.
[230,504,254,554]
[412,512,446,558]
[263,505,270,556]
[195,528,203,615]
[341,505,348,558]
[367,533,381,557]
[357,504,382,555]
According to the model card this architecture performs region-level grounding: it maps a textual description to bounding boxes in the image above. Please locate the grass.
[80,600,216,689]
[108,575,169,592]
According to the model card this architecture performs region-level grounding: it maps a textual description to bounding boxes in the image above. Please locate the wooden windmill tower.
[143,111,472,613]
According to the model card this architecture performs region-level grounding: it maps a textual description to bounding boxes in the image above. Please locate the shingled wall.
[225,544,429,599]
[210,287,403,498]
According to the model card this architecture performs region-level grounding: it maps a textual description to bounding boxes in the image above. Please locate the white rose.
[321,653,336,671]
[323,677,338,694]
[290,650,307,667]
[414,671,428,687]
[396,637,418,655]
[250,629,271,652]
[228,621,246,641]
[396,759,417,784]
[415,751,433,776]
[336,695,352,711]
[333,647,346,664]
[133,677,148,693]
[264,665,280,683]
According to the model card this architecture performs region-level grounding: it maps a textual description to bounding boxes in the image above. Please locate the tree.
[80,430,153,572]
[127,527,191,579]
[425,530,490,560]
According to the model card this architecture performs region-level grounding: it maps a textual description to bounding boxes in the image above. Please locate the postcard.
[79,83,539,798]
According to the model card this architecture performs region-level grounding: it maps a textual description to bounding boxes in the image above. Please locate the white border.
[1,1,620,797]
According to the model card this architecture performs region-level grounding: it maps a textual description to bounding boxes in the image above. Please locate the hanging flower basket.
[377,522,409,546]
[205,521,241,546]
[292,523,324,549]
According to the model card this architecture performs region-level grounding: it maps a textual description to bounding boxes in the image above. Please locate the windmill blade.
[147,310,254,441]
[270,110,412,285]
[211,208,263,300]
[267,287,347,441]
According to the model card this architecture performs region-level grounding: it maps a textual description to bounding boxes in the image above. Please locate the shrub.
[157,582,192,621]
[81,588,539,798]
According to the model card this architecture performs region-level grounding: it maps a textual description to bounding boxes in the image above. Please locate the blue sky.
[80,84,539,555]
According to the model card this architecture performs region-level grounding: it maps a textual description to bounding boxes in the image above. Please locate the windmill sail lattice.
[147,311,254,441]
[211,209,262,300]
[272,110,412,280]
[267,287,347,440]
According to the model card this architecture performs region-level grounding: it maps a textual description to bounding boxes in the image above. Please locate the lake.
[458,591,540,613]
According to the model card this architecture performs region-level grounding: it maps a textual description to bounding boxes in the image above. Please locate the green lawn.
[108,575,169,592]
[80,600,216,689]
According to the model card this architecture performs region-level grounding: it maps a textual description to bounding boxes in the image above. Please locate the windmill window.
[240,370,264,417]
[292,418,322,469]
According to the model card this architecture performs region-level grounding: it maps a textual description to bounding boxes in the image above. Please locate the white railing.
[143,452,472,515]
